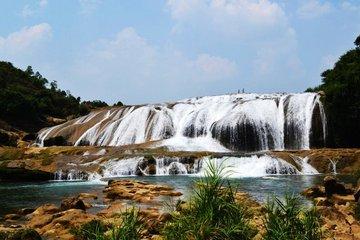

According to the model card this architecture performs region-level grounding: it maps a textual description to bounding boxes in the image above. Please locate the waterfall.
[37,93,326,152]
[83,155,318,179]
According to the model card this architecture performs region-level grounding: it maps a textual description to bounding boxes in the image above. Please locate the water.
[1,174,356,218]
[36,93,326,152]
[0,181,105,217]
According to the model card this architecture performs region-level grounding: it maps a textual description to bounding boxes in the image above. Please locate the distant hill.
[0,61,116,146]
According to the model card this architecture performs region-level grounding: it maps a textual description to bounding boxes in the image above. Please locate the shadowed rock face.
[36,93,326,152]
[310,103,326,148]
[211,121,275,151]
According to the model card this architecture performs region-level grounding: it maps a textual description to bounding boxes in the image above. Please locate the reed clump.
[162,162,257,240]
[264,194,322,240]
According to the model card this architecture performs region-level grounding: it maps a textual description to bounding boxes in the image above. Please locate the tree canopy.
[306,34,360,147]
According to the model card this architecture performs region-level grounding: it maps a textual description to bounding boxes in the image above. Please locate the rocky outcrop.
[302,176,360,240]
[104,179,182,204]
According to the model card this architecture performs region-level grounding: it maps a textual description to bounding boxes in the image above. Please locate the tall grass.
[162,161,257,240]
[108,208,144,240]
[264,194,322,240]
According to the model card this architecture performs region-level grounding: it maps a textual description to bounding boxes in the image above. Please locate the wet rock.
[18,208,35,216]
[4,214,21,221]
[77,193,98,200]
[32,204,59,216]
[324,176,346,196]
[60,197,86,211]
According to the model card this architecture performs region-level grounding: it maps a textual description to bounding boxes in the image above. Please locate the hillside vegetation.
[0,62,118,145]
[307,35,360,147]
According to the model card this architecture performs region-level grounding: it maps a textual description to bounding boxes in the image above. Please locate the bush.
[264,194,322,240]
[162,162,257,240]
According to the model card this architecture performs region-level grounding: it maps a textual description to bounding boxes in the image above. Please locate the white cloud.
[297,0,331,19]
[20,0,48,18]
[341,1,360,11]
[21,5,35,18]
[167,0,287,37]
[0,23,52,55]
[166,0,302,80]
[79,0,103,15]
[70,27,238,103]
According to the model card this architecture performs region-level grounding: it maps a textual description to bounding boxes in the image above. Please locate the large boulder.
[324,176,346,196]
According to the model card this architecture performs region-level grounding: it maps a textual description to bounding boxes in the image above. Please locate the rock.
[60,197,86,211]
[345,215,355,225]
[27,214,54,228]
[18,208,35,216]
[302,186,325,198]
[332,194,355,205]
[32,204,59,216]
[354,187,360,202]
[77,193,98,200]
[5,228,42,240]
[314,197,332,206]
[324,176,346,196]
[4,214,21,221]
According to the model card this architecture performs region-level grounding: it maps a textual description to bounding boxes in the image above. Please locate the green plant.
[264,194,322,240]
[163,161,256,240]
[70,219,106,240]
[109,208,144,240]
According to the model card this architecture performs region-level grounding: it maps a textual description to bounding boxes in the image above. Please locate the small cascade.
[102,158,142,177]
[289,155,319,175]
[54,169,89,181]
[37,93,326,152]
[156,158,188,175]
[329,159,338,174]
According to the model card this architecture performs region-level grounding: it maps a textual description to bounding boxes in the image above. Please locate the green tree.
[307,34,360,147]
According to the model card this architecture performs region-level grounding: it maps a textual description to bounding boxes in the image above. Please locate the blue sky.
[0,0,359,104]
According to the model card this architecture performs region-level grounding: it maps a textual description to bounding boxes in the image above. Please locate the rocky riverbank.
[0,179,184,240]
[1,176,360,240]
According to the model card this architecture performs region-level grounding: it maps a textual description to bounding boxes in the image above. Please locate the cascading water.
[37,93,326,152]
[84,155,318,180]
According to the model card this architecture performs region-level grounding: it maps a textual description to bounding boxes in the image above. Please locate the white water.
[37,93,326,152]
[71,154,318,180]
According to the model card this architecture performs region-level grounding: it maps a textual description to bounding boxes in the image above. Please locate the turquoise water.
[0,174,354,217]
